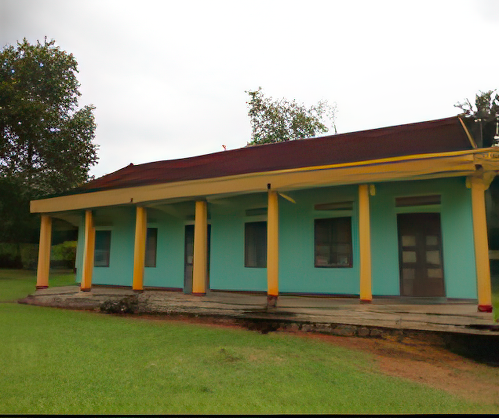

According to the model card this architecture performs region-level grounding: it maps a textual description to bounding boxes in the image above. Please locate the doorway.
[184,224,211,294]
[397,213,445,297]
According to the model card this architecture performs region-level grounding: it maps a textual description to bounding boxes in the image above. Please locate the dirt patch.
[292,331,499,407]
[122,312,499,407]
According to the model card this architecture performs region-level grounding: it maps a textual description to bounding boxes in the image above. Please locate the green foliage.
[455,89,499,147]
[0,37,98,197]
[1,303,496,414]
[246,87,337,145]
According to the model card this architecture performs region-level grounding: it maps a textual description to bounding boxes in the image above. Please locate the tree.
[246,87,337,145]
[454,90,499,148]
[0,38,98,198]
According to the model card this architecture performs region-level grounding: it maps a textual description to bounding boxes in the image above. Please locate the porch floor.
[20,285,498,337]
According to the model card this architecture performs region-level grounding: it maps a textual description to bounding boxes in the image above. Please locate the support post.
[358,184,372,302]
[470,176,493,312]
[133,206,147,292]
[192,201,208,295]
[81,210,95,292]
[267,190,279,307]
[36,215,52,289]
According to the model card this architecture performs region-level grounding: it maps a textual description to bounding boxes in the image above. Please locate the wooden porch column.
[81,210,95,292]
[470,176,493,312]
[358,184,372,302]
[132,206,147,292]
[36,215,52,289]
[267,190,279,306]
[192,200,208,295]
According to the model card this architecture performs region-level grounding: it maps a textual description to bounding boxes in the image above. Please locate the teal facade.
[75,177,478,299]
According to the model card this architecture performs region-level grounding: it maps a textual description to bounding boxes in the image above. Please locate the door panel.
[397,213,445,297]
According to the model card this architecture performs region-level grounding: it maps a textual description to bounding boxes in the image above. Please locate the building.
[30,116,499,312]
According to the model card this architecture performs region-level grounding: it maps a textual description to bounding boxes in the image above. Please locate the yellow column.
[133,206,147,292]
[470,176,493,312]
[358,184,372,302]
[192,201,208,295]
[36,215,52,289]
[81,210,95,292]
[267,190,279,305]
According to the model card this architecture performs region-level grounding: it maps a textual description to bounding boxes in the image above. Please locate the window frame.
[94,229,112,268]
[314,217,353,268]
[145,227,158,268]
[244,221,267,268]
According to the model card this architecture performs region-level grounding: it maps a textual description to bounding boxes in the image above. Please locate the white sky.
[1,0,498,178]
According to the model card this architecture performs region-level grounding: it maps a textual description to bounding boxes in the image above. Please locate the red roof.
[77,116,472,194]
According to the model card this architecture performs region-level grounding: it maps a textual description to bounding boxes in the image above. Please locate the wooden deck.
[20,286,499,338]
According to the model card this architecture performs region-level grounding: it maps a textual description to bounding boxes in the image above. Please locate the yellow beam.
[267,190,279,301]
[36,215,52,289]
[81,210,95,291]
[132,206,147,292]
[31,151,493,214]
[358,184,372,302]
[192,201,208,295]
[470,176,493,312]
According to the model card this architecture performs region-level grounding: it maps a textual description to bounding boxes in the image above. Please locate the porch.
[21,285,498,337]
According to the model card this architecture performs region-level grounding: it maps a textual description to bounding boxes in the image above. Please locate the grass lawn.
[2,303,498,415]
[1,269,498,414]
[0,269,77,302]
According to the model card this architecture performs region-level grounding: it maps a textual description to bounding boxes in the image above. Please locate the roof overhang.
[31,149,499,214]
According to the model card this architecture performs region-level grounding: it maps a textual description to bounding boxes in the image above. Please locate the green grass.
[1,269,498,414]
[0,269,77,302]
[1,303,498,415]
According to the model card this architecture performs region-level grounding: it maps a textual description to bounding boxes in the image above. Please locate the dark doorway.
[397,213,445,297]
[184,224,211,294]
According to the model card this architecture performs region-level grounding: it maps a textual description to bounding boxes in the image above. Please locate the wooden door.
[397,213,445,297]
[184,225,194,294]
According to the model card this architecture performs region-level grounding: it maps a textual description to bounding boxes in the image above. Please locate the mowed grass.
[0,269,77,302]
[1,269,498,414]
[1,306,498,414]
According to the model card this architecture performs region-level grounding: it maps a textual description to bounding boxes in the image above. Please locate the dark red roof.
[75,116,472,194]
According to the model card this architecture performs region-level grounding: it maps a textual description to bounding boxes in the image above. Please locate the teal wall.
[278,186,360,294]
[75,207,186,289]
[73,177,477,299]
[210,194,269,291]
[370,177,476,298]
[143,209,185,289]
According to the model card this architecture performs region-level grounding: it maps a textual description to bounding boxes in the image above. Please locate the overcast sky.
[1,0,498,178]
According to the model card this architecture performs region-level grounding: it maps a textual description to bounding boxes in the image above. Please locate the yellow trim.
[36,215,52,289]
[31,149,499,214]
[278,192,296,204]
[358,185,372,302]
[81,210,95,291]
[458,117,477,149]
[470,176,492,309]
[192,201,208,295]
[267,190,279,297]
[132,206,147,291]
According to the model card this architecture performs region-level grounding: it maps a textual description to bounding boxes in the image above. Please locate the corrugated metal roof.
[75,116,472,194]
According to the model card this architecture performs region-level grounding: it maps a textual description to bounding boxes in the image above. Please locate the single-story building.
[31,116,499,312]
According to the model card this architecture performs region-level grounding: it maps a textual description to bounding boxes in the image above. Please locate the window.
[245,221,267,268]
[94,230,111,267]
[395,195,441,207]
[314,218,352,268]
[145,228,157,268]
[314,201,353,211]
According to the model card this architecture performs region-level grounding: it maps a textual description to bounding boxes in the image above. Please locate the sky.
[1,0,498,179]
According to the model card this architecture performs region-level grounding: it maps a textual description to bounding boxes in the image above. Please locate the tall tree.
[246,87,337,145]
[0,38,98,197]
[455,90,499,148]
